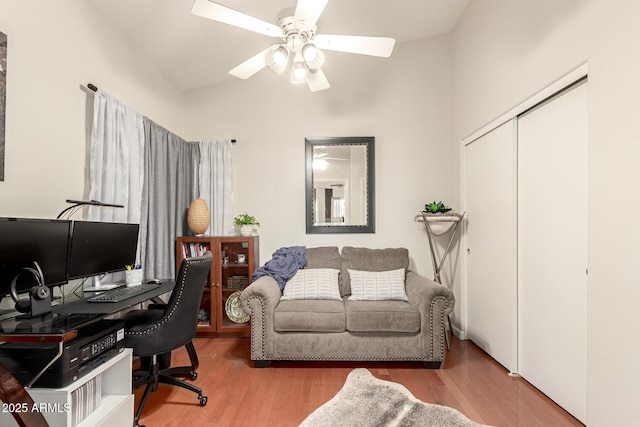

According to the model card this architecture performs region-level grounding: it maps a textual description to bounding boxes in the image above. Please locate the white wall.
[0,0,183,219]
[451,0,640,424]
[3,2,634,423]
[185,36,453,278]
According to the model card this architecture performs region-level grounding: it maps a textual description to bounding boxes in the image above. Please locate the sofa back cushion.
[305,247,342,270]
[340,247,410,296]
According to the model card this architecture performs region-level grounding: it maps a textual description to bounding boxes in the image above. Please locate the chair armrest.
[240,276,281,360]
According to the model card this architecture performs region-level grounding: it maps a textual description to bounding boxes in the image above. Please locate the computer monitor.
[0,218,72,301]
[67,221,139,283]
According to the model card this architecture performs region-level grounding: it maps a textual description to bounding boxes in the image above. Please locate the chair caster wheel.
[199,395,208,406]
[190,371,197,380]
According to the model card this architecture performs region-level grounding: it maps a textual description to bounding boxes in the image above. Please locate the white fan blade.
[307,68,330,92]
[294,0,329,30]
[229,47,272,79]
[191,0,283,38]
[314,35,395,57]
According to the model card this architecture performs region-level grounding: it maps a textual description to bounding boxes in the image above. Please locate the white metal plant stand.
[416,211,465,350]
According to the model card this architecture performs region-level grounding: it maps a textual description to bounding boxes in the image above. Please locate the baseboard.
[451,324,466,340]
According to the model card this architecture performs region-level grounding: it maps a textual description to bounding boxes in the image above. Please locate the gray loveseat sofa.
[240,246,455,368]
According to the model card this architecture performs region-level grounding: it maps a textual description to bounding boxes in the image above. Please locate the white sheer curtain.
[88,89,144,223]
[198,140,234,236]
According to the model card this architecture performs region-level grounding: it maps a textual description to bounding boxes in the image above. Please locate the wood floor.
[133,336,583,427]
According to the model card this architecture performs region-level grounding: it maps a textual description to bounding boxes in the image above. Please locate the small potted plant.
[423,201,452,215]
[233,213,260,236]
[415,201,462,236]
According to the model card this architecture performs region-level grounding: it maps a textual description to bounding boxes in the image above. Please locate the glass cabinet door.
[216,237,257,332]
[176,237,215,332]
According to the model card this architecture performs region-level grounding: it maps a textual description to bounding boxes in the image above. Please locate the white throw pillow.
[347,268,408,301]
[281,268,342,301]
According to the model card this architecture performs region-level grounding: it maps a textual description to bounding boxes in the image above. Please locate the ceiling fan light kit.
[266,45,289,72]
[302,43,324,71]
[291,57,308,84]
[191,0,396,92]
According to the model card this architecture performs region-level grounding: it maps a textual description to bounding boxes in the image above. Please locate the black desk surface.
[0,281,174,341]
[53,281,174,314]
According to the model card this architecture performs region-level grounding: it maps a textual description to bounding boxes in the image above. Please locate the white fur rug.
[300,368,486,427]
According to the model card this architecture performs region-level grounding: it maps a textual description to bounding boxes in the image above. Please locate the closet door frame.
[460,63,589,363]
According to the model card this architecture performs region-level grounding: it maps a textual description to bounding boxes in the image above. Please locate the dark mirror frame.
[305,136,375,234]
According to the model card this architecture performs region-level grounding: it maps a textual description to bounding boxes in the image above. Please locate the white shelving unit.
[1,348,133,427]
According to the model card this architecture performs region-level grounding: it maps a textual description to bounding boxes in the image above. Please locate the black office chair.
[162,340,199,379]
[145,307,200,380]
[123,252,212,427]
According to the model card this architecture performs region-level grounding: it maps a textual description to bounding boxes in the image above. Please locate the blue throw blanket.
[252,246,307,290]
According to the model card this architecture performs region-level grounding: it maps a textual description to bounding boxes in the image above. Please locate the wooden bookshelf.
[176,236,258,336]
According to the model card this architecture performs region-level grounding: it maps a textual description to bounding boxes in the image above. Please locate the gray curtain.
[140,118,199,280]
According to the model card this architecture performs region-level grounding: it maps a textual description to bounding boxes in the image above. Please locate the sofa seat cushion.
[274,300,346,332]
[345,300,420,333]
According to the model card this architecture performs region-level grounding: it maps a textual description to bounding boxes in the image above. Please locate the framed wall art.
[0,31,6,181]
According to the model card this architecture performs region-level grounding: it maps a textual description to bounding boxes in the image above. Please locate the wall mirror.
[305,136,375,234]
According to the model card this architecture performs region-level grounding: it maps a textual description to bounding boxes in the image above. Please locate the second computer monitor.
[67,221,139,280]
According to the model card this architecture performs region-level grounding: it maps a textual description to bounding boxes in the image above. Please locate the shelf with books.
[176,236,258,336]
[180,241,211,258]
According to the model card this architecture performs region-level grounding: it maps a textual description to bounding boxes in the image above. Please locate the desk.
[0,281,173,339]
[53,280,174,315]
[0,281,173,385]
[0,281,173,427]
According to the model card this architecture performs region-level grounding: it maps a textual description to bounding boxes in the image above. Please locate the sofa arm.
[240,276,281,360]
[405,271,455,360]
[405,271,455,313]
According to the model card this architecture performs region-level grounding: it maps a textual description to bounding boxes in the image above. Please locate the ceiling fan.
[191,0,396,92]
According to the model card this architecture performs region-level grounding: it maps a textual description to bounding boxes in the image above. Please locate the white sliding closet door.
[517,81,587,423]
[464,120,518,373]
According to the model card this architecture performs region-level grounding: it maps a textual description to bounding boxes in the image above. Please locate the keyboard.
[87,283,159,303]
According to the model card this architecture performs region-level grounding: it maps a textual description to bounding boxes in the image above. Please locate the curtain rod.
[85,82,236,143]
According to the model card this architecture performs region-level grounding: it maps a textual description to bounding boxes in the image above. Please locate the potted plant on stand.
[414,202,464,351]
[233,213,260,236]
[415,201,463,236]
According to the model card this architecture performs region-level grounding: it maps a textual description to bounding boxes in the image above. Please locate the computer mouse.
[146,279,161,285]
